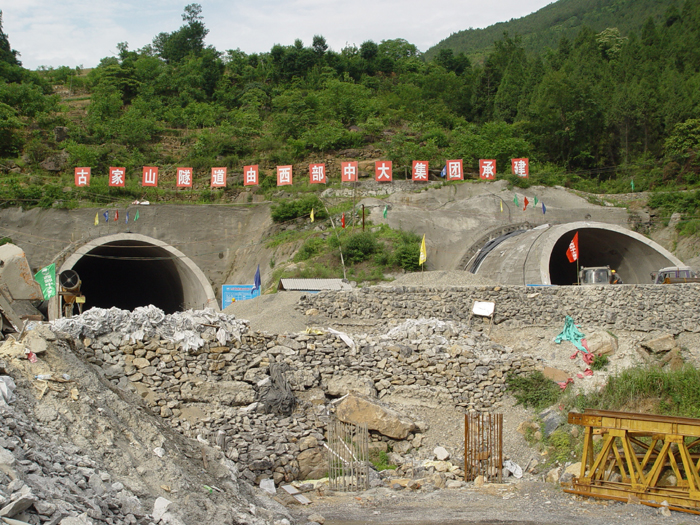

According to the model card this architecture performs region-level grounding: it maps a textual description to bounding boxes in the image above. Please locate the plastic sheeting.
[50,306,249,352]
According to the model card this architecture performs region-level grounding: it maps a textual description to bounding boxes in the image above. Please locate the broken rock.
[335,394,416,439]
[585,331,617,356]
[641,334,675,354]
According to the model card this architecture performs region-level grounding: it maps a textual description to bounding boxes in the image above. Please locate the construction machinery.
[579,266,613,285]
[651,266,700,284]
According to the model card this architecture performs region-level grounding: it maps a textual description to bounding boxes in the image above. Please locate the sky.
[2,0,554,70]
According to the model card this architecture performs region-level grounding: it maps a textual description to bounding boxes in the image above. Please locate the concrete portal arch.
[472,221,683,285]
[49,233,217,320]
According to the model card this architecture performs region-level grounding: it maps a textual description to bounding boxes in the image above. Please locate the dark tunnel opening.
[71,241,184,313]
[548,228,673,285]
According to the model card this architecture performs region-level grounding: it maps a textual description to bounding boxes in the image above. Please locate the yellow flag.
[94,212,99,226]
[310,208,315,223]
[500,200,503,213]
[419,234,427,266]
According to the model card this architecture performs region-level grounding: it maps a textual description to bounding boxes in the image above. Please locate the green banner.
[34,263,57,300]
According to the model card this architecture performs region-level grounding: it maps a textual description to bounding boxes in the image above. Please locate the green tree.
[152,4,209,64]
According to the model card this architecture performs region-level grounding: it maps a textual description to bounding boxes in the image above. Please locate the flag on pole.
[94,213,99,226]
[419,234,427,266]
[534,196,538,205]
[135,210,140,221]
[631,180,635,192]
[440,165,446,178]
[383,205,388,218]
[523,197,529,211]
[103,211,109,223]
[126,211,129,224]
[114,210,119,221]
[542,202,546,214]
[500,200,503,213]
[252,264,261,295]
[341,213,345,228]
[310,208,315,223]
[566,232,579,263]
[513,194,519,207]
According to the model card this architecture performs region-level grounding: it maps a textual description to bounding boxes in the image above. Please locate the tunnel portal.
[470,222,683,286]
[50,234,218,320]
[71,241,184,313]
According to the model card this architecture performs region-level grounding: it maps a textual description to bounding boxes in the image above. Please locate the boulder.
[325,375,376,398]
[641,334,675,354]
[538,408,564,438]
[335,394,416,439]
[180,381,255,405]
[434,446,449,461]
[297,447,325,480]
[586,331,618,356]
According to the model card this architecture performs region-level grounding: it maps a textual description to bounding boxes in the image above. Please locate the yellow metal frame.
[566,410,700,511]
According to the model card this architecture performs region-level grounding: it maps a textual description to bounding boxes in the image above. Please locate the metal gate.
[464,412,503,483]
[326,419,369,492]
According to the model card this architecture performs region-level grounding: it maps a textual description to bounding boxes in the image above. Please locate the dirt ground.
[289,480,698,525]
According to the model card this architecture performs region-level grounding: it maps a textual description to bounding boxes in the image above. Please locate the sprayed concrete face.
[472,222,683,286]
[49,234,217,319]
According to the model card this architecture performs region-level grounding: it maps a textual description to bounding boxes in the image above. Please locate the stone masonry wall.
[64,318,540,485]
[298,284,700,333]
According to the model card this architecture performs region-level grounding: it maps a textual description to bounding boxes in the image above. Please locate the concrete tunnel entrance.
[469,222,684,286]
[50,234,218,320]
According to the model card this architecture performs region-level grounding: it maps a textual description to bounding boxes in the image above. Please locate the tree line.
[1,1,699,198]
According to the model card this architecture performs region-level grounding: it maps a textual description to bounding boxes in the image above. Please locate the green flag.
[513,194,519,207]
[534,196,538,206]
[631,180,635,192]
[383,205,388,218]
[135,210,140,221]
[34,263,57,301]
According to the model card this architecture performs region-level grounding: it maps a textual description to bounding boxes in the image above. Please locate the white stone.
[152,497,172,522]
[434,446,449,461]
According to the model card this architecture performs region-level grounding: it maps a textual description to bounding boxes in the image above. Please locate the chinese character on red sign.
[211,167,227,188]
[341,161,358,182]
[446,160,463,181]
[511,158,529,178]
[109,167,125,187]
[375,161,392,182]
[277,165,292,186]
[412,161,429,181]
[74,167,90,187]
[176,167,193,188]
[479,159,496,180]
[142,167,158,187]
[309,164,326,184]
[244,165,259,186]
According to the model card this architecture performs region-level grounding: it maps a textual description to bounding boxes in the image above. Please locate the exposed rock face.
[325,375,377,398]
[335,395,416,439]
[39,151,69,171]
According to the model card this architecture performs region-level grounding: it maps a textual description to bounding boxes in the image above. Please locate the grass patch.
[507,371,562,412]
[570,365,700,418]
[369,450,397,471]
[590,354,609,371]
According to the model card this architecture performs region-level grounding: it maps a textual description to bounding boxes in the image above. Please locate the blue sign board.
[222,284,260,309]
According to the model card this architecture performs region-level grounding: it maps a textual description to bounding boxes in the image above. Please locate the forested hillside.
[0,2,699,210]
[424,0,675,61]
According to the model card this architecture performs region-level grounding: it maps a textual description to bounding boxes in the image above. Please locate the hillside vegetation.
[425,0,675,61]
[0,2,698,221]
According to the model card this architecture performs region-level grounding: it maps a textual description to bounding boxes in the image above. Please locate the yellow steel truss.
[565,409,700,512]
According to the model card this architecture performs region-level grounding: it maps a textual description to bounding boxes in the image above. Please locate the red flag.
[523,197,529,211]
[566,232,579,263]
[114,210,119,222]
[341,213,345,229]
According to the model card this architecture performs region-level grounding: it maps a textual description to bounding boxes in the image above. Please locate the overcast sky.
[2,0,554,70]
